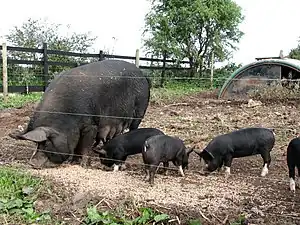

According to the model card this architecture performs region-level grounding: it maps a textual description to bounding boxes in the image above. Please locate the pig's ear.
[98,149,108,157]
[144,140,150,149]
[18,127,57,143]
[186,145,195,155]
[199,149,215,160]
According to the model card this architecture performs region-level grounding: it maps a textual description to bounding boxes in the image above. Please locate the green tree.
[4,17,98,87]
[6,18,97,62]
[288,38,300,60]
[213,62,242,88]
[143,0,245,76]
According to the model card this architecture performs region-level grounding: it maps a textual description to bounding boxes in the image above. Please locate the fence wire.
[1,144,300,216]
[2,70,300,222]
[4,74,300,82]
[0,144,297,188]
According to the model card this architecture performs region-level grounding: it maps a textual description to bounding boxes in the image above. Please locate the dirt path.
[1,93,300,224]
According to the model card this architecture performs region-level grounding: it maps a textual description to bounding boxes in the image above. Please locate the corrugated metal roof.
[218,58,300,98]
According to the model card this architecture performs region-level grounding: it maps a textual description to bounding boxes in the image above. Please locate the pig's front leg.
[223,154,233,177]
[77,126,97,168]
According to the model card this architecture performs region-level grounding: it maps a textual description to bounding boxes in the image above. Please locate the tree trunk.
[189,57,196,77]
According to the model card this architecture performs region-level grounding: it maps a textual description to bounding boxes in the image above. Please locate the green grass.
[0,81,210,110]
[150,80,210,104]
[0,92,42,110]
[0,166,55,224]
[83,205,202,225]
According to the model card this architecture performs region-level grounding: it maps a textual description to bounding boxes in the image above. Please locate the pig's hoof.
[80,163,88,169]
[120,164,127,171]
[290,179,296,192]
[224,173,230,178]
[113,164,120,172]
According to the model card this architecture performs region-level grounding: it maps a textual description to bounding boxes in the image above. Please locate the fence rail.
[0,42,192,96]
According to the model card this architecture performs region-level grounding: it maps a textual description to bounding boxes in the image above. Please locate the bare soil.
[1,91,300,225]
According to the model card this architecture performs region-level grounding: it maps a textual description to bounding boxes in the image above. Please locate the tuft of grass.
[83,205,202,225]
[0,166,53,224]
[0,92,42,110]
[230,214,248,225]
[83,206,170,225]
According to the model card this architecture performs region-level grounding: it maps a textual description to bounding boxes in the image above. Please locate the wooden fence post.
[43,42,49,92]
[135,49,140,68]
[210,50,214,89]
[99,50,104,61]
[160,51,167,87]
[2,42,8,103]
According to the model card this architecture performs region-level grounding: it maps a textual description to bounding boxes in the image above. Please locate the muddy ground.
[1,90,300,225]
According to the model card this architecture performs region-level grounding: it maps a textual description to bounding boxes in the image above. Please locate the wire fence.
[1,72,300,222]
[1,144,300,221]
[2,73,300,94]
[3,73,300,81]
[0,144,293,185]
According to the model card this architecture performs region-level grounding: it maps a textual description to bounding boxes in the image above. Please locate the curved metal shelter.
[218,58,300,99]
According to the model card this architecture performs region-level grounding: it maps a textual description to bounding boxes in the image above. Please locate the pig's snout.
[199,164,210,175]
[28,150,53,169]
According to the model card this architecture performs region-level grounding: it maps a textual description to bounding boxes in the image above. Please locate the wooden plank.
[7,59,43,65]
[47,61,80,67]
[104,54,136,60]
[139,65,190,70]
[105,53,189,64]
[47,49,99,58]
[0,85,45,93]
[0,45,44,53]
[1,58,85,67]
[1,58,190,70]
[139,56,190,64]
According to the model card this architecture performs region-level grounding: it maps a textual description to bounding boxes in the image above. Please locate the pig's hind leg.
[145,163,159,186]
[172,159,185,177]
[143,165,150,181]
[162,162,169,176]
[149,164,158,186]
[288,163,296,191]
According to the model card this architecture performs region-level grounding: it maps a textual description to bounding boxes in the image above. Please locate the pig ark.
[9,59,151,169]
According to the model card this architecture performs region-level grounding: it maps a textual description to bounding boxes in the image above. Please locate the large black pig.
[193,127,275,177]
[9,59,151,169]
